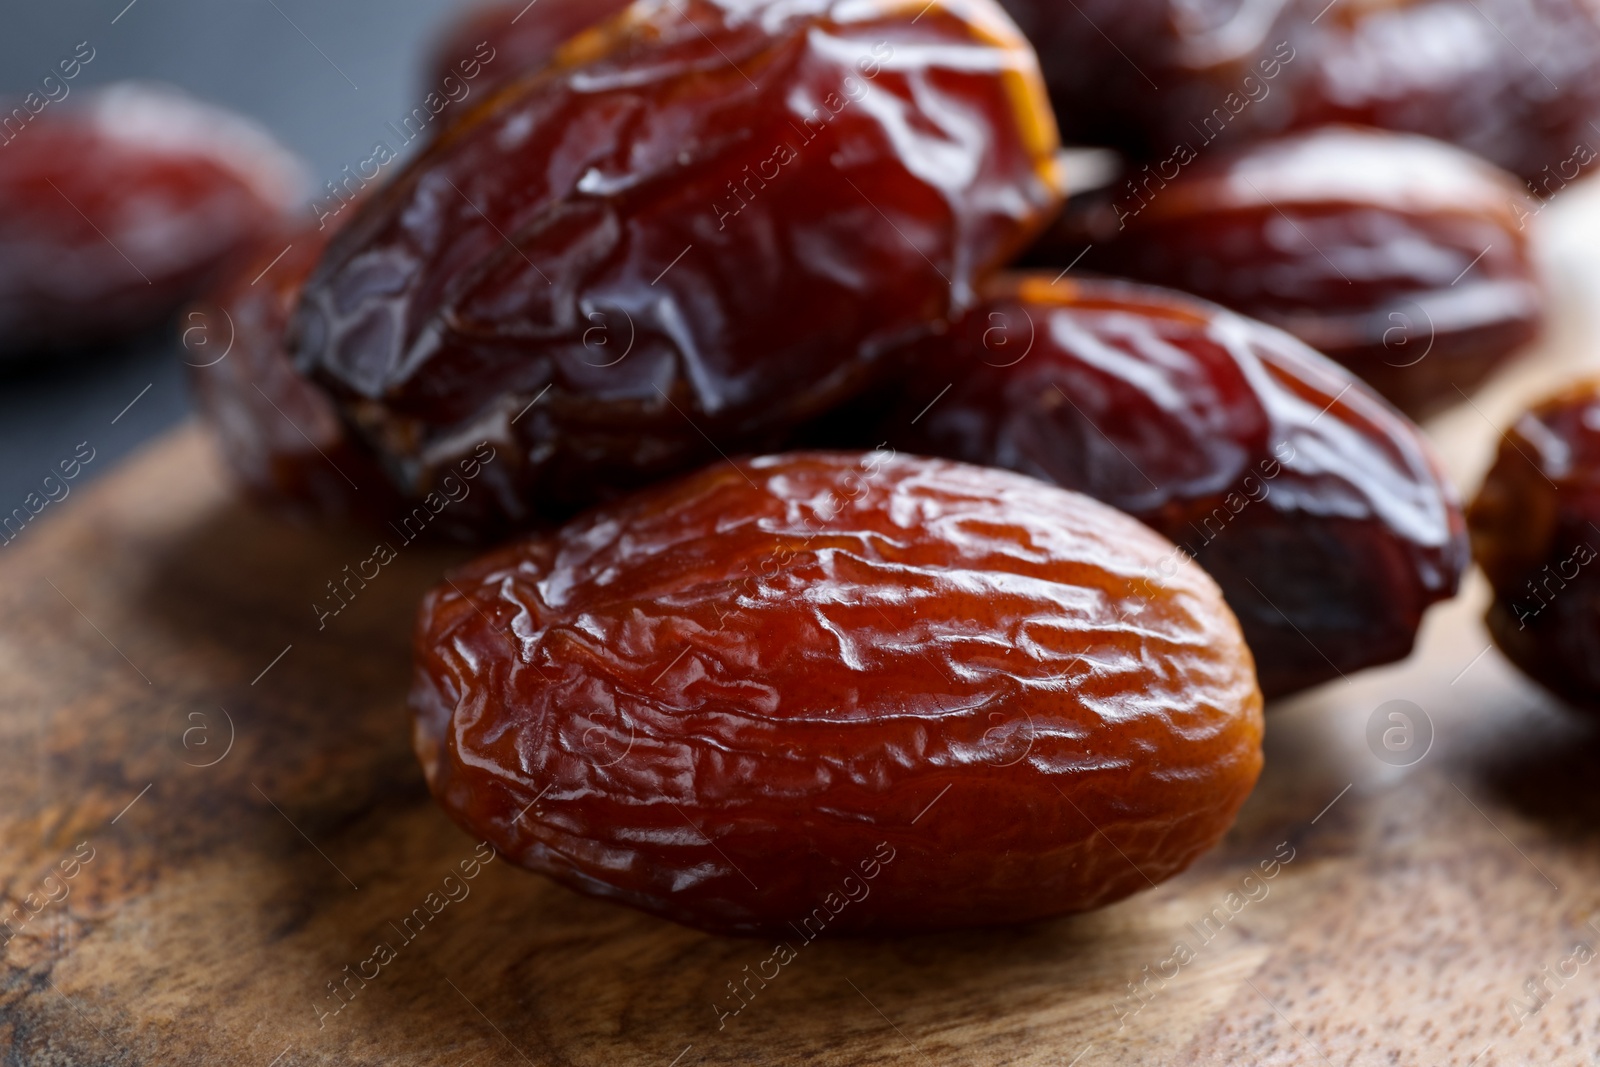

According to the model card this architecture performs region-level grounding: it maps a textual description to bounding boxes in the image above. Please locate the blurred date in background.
[0,0,463,507]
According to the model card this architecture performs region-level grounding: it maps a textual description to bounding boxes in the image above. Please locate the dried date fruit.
[412,452,1264,934]
[1290,0,1600,184]
[997,0,1306,156]
[0,82,305,357]
[823,274,1468,698]
[190,220,534,542]
[427,0,633,98]
[1029,126,1545,417]
[187,224,403,528]
[1000,0,1600,184]
[1469,379,1600,703]
[294,0,1063,526]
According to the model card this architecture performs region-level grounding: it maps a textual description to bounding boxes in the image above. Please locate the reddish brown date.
[293,0,1063,525]
[1030,127,1545,416]
[823,274,1468,698]
[999,0,1600,184]
[427,0,633,98]
[0,82,304,357]
[412,452,1264,934]
[1469,379,1600,703]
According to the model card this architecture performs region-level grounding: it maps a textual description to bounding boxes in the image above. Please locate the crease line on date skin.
[442,176,551,285]
[1054,784,1160,889]
[669,801,760,889]
[445,577,551,682]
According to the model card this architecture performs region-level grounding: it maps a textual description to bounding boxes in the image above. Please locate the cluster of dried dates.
[7,0,1598,933]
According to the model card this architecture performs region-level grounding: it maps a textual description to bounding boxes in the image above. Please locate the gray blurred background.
[0,0,465,504]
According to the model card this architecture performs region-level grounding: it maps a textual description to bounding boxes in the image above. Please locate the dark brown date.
[1291,0,1600,185]
[1469,379,1600,703]
[427,0,633,98]
[0,82,305,357]
[293,0,1063,525]
[187,224,404,529]
[997,0,1305,155]
[1029,126,1546,417]
[412,451,1264,934]
[1000,0,1600,184]
[814,274,1468,698]
[190,220,543,542]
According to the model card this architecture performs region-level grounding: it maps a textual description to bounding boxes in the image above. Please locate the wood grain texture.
[8,191,1600,1067]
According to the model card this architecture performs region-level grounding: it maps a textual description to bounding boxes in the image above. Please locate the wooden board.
[8,194,1600,1067]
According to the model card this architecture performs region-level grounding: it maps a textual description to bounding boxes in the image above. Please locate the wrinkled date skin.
[1469,380,1600,703]
[411,453,1264,934]
[1030,127,1545,417]
[188,226,406,529]
[427,0,634,98]
[1000,0,1600,184]
[846,275,1468,698]
[190,222,539,542]
[294,0,1063,525]
[0,82,304,358]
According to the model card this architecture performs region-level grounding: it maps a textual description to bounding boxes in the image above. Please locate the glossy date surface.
[1000,0,1600,183]
[0,82,304,357]
[857,274,1468,698]
[1469,379,1600,703]
[427,0,634,97]
[188,224,404,529]
[1290,0,1600,184]
[294,0,1063,525]
[1032,127,1545,416]
[411,452,1264,934]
